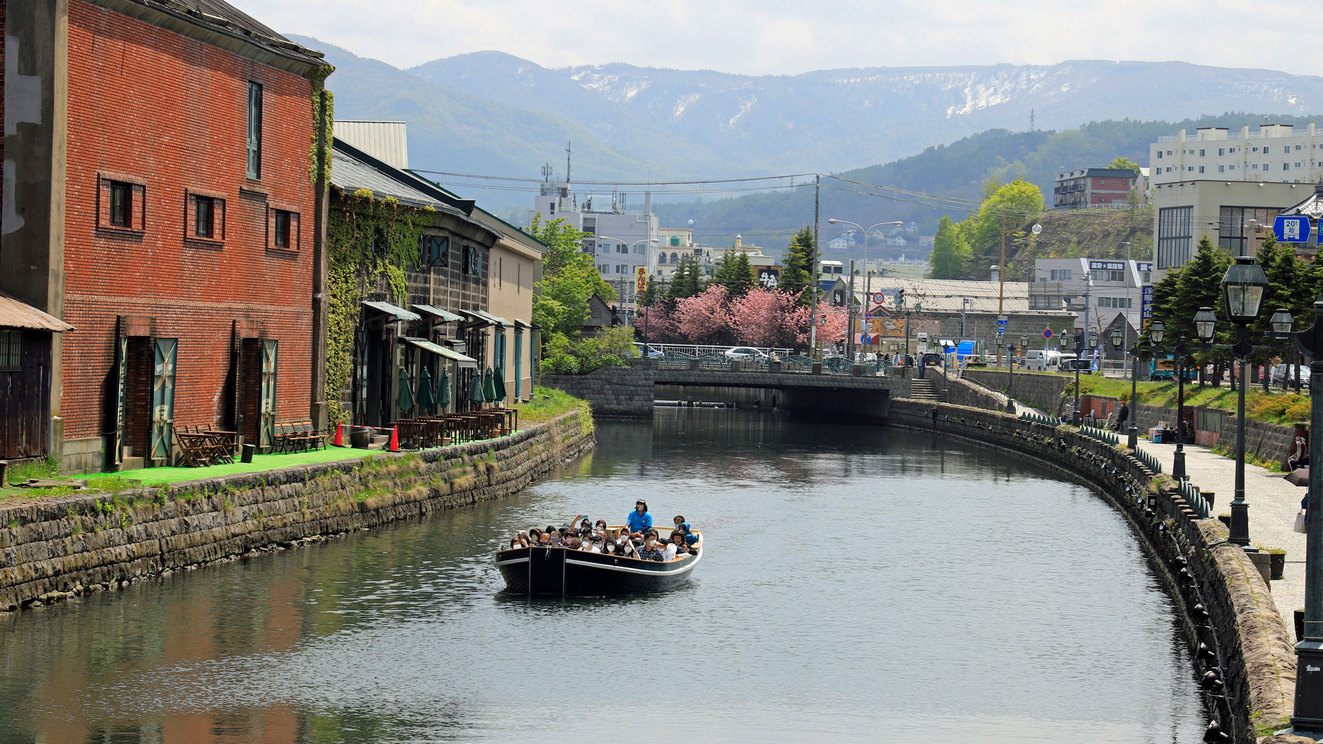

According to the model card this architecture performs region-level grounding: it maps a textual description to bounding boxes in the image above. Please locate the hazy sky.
[229,0,1317,76]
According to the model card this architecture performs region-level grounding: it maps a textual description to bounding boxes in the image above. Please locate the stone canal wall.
[542,364,656,418]
[0,411,595,614]
[889,398,1293,743]
[964,368,1071,415]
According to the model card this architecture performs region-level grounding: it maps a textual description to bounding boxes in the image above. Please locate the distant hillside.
[654,113,1323,262]
[291,36,1323,214]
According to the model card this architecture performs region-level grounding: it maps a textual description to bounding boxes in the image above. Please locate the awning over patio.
[403,337,478,368]
[412,304,464,323]
[363,300,420,321]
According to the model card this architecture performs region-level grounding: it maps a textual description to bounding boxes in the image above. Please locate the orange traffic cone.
[332,422,344,447]
[388,425,400,452]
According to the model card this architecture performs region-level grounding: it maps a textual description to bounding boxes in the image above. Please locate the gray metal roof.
[412,304,464,323]
[0,291,73,332]
[362,300,419,321]
[403,337,477,368]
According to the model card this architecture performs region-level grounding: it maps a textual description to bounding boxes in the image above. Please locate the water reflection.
[0,409,1205,743]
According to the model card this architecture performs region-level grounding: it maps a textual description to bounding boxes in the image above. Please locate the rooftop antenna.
[565,141,572,183]
[1030,108,1035,132]
[541,162,553,182]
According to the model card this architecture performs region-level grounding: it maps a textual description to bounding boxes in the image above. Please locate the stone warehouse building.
[0,1,333,472]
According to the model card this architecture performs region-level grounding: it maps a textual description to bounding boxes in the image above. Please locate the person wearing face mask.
[627,499,653,536]
[603,539,619,556]
[641,535,666,562]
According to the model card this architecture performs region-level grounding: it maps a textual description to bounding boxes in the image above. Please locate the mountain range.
[292,35,1323,243]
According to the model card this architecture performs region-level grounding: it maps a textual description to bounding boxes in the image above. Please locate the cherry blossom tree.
[637,305,678,343]
[675,285,733,345]
[730,287,807,348]
[810,303,849,349]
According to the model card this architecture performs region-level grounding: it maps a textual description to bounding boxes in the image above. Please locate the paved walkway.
[1140,438,1306,642]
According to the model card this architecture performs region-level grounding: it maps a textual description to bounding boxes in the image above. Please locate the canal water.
[0,410,1205,743]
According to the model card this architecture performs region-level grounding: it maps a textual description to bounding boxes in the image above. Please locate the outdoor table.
[204,430,238,458]
[176,431,222,466]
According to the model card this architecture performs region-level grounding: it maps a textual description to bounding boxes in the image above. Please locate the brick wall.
[60,2,318,452]
[0,0,6,213]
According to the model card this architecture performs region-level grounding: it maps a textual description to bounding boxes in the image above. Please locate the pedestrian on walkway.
[1288,423,1310,472]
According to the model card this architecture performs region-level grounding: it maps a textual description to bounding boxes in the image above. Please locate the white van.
[1024,350,1076,372]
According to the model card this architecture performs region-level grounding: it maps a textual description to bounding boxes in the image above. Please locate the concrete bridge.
[542,360,912,421]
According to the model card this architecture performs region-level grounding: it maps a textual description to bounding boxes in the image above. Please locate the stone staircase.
[909,378,939,401]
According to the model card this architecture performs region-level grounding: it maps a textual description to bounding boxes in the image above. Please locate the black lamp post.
[1148,319,1190,480]
[1111,327,1143,449]
[1220,255,1271,548]
[1290,295,1323,734]
[1073,332,1085,425]
[1006,334,1025,413]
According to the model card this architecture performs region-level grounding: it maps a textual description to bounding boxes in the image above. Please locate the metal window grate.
[0,330,20,371]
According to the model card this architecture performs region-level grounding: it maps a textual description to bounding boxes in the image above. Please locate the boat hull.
[496,545,701,596]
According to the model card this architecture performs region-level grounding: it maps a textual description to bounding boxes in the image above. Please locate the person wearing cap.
[627,499,653,535]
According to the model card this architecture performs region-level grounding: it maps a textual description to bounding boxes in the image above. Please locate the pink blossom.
[674,285,732,344]
[730,287,805,348]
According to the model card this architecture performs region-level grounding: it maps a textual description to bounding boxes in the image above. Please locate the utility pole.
[846,260,857,360]
[810,174,821,358]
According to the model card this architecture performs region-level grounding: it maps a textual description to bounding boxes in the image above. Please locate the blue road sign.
[997,318,1008,329]
[865,312,872,320]
[860,334,871,344]
[1043,328,1053,339]
[1275,215,1312,243]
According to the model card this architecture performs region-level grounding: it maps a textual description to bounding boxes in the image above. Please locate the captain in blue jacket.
[627,499,653,535]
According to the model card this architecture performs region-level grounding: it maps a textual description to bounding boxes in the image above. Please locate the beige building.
[481,216,543,404]
[1151,179,1308,272]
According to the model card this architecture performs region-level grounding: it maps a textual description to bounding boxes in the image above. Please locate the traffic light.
[897,289,905,307]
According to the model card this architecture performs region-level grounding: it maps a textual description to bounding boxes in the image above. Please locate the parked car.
[633,342,663,358]
[724,346,768,361]
[1271,363,1310,389]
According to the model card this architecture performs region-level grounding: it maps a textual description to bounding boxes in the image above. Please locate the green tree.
[638,275,661,308]
[779,226,815,304]
[715,252,756,297]
[1107,156,1142,175]
[666,255,704,307]
[965,178,1045,279]
[928,216,972,279]
[527,213,614,339]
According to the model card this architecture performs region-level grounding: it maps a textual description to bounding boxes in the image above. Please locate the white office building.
[530,169,658,319]
[1031,258,1153,337]
[1150,123,1323,186]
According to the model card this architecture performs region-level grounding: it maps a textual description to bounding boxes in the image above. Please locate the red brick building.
[1053,167,1145,209]
[1,1,332,472]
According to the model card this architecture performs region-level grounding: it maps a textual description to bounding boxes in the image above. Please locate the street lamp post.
[1006,334,1026,413]
[1218,253,1272,548]
[1112,327,1143,450]
[1289,295,1323,734]
[1072,331,1095,425]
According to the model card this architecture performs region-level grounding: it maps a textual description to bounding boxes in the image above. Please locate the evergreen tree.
[779,226,815,304]
[928,216,972,279]
[715,252,756,297]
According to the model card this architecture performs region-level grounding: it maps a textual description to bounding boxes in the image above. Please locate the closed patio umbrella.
[417,366,434,414]
[467,371,485,407]
[493,365,507,402]
[397,367,414,413]
[483,367,497,403]
[438,369,451,409]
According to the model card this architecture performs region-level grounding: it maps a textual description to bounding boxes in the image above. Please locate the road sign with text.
[1275,215,1312,243]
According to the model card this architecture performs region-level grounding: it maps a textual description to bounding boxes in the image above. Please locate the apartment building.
[1031,258,1153,337]
[1053,168,1143,209]
[1150,124,1323,185]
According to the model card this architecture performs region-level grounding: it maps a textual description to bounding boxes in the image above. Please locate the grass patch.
[517,388,590,424]
[1076,374,1310,425]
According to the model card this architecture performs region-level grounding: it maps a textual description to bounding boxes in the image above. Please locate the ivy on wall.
[324,189,438,425]
[309,73,334,186]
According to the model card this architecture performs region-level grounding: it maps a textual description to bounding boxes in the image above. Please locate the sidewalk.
[1140,438,1305,642]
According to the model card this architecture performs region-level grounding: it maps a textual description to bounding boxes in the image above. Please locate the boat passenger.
[579,518,594,535]
[536,532,553,547]
[603,539,618,555]
[662,540,678,561]
[641,535,666,562]
[627,499,653,535]
[669,531,689,556]
[595,518,608,533]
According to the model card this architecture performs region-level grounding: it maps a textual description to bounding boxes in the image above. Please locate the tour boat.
[496,527,702,596]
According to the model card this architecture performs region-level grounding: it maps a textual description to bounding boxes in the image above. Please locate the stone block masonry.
[0,411,595,613]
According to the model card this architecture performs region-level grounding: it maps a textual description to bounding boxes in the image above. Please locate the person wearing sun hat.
[627,499,653,536]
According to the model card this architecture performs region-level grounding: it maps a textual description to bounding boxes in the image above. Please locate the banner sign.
[1089,260,1126,272]
[1141,284,1154,327]
[636,266,647,294]
[758,268,780,289]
